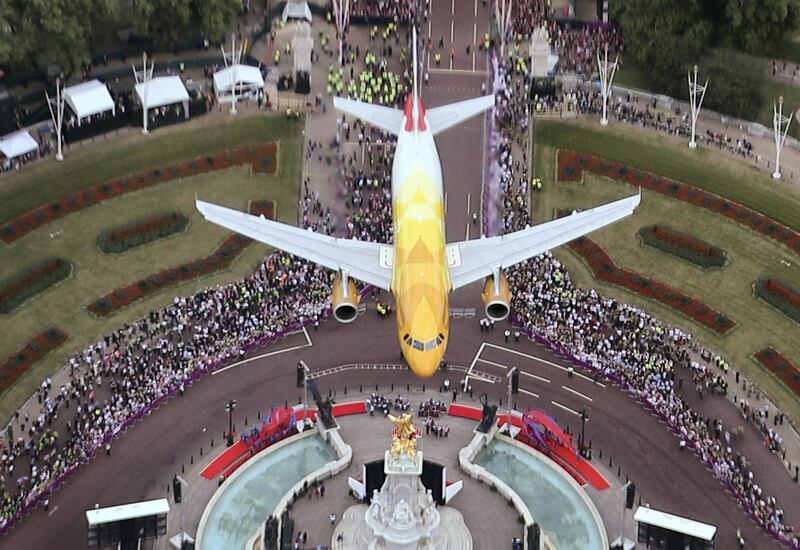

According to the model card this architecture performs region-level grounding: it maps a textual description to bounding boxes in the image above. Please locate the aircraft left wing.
[196,199,393,291]
[447,193,640,290]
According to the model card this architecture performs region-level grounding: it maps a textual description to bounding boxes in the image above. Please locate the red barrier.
[447,404,482,420]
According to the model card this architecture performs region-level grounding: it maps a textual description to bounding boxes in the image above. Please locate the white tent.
[282,0,312,22]
[134,75,190,111]
[0,130,38,159]
[64,80,115,124]
[213,64,264,103]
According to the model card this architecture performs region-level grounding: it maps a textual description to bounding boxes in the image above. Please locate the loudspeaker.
[625,482,636,509]
[511,369,519,394]
[296,363,305,388]
[295,71,310,95]
[172,476,182,504]
[263,515,279,550]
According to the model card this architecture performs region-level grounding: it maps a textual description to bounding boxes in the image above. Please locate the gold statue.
[388,413,418,461]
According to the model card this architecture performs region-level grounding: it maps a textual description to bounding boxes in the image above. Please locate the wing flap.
[449,193,640,289]
[196,199,393,290]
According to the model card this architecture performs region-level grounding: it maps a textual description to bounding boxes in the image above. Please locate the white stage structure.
[597,46,619,126]
[219,34,244,115]
[134,74,190,134]
[495,0,513,58]
[0,130,38,160]
[687,65,708,149]
[45,78,66,161]
[213,64,264,105]
[64,79,115,125]
[772,96,793,179]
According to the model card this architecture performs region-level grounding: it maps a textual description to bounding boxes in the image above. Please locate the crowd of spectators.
[417,398,447,419]
[487,46,798,546]
[349,0,416,22]
[0,250,333,530]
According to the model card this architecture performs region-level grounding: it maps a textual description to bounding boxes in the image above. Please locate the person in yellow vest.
[274,49,280,66]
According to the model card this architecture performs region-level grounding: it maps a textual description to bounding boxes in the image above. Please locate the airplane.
[195,28,640,378]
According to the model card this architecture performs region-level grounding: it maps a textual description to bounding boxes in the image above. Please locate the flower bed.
[556,149,800,256]
[87,199,275,317]
[753,278,800,324]
[754,347,800,398]
[637,225,726,269]
[0,327,67,394]
[0,259,73,314]
[98,212,190,254]
[1,143,278,244]
[568,236,736,334]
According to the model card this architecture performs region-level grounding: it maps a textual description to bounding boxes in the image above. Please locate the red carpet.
[332,401,367,416]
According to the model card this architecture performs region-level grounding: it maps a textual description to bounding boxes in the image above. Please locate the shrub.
[754,347,800,398]
[0,327,67,393]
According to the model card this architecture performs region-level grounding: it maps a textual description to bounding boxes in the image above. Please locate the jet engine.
[332,271,359,323]
[482,269,511,321]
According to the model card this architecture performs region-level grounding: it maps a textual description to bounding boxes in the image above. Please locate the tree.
[613,0,712,97]
[194,0,241,45]
[702,49,765,119]
[0,0,118,72]
[133,0,240,48]
[717,0,800,52]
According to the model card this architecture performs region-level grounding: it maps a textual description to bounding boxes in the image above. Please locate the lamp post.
[597,45,618,126]
[221,34,242,115]
[687,64,708,149]
[45,77,65,161]
[506,367,518,434]
[578,408,588,456]
[132,52,154,134]
[772,96,793,179]
[331,0,350,66]
[495,0,514,59]
[225,399,238,446]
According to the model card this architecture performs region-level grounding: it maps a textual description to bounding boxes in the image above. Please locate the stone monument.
[333,415,471,549]
[529,26,552,78]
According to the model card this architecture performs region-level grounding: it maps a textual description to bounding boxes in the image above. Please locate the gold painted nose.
[405,347,444,378]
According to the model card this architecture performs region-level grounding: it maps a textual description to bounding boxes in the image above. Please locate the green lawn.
[535,120,800,230]
[533,127,800,422]
[0,113,301,424]
[0,114,301,225]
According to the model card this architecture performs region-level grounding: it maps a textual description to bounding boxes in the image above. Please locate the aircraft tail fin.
[426,94,495,136]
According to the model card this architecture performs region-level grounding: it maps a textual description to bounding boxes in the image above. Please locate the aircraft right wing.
[447,193,641,290]
[196,199,393,291]
[333,97,404,135]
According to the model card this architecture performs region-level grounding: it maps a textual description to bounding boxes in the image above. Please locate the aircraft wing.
[447,193,640,290]
[333,97,404,135]
[196,199,393,291]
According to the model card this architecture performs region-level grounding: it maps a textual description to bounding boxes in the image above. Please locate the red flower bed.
[754,278,800,323]
[0,327,67,394]
[754,347,800,398]
[556,149,800,256]
[568,236,736,334]
[87,199,275,317]
[638,225,726,269]
[98,212,190,254]
[0,258,73,314]
[1,143,278,244]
